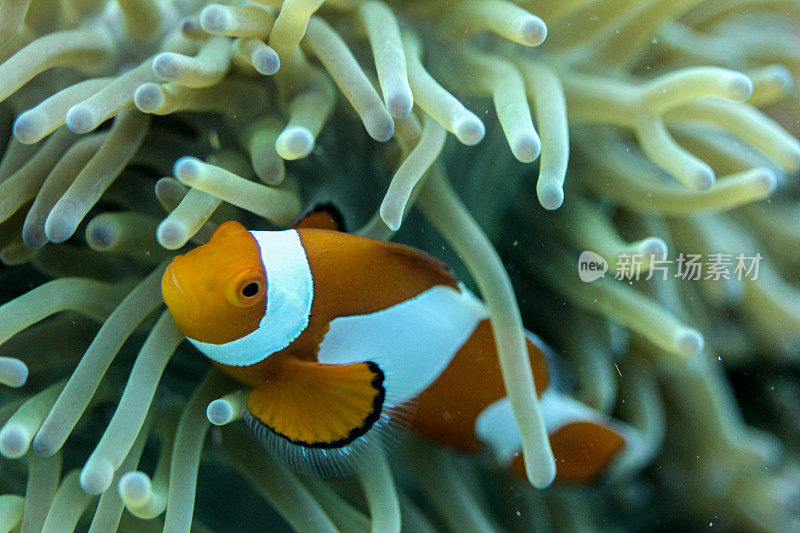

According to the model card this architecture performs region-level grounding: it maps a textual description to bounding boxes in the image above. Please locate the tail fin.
[478,390,641,483]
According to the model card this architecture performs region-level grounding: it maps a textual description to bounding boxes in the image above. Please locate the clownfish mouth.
[162,262,206,325]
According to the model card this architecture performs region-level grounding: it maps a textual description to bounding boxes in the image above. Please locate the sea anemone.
[1,0,799,531]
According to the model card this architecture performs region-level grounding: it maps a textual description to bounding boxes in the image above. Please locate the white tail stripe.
[476,389,635,466]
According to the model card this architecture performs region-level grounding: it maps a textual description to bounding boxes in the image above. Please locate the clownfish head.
[162,221,267,345]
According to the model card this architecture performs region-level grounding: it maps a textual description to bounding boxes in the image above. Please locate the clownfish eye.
[226,269,266,307]
[242,282,259,297]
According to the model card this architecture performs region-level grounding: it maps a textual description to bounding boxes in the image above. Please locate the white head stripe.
[188,230,314,366]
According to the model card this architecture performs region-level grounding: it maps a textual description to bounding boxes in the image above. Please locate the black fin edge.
[245,361,385,450]
[243,404,404,478]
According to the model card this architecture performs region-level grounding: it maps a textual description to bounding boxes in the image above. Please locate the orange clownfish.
[161,207,641,482]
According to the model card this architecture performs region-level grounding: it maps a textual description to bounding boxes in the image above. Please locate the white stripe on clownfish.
[317,283,489,406]
[186,230,313,366]
[475,389,642,468]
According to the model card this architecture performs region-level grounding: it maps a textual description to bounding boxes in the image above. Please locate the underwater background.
[1,0,799,531]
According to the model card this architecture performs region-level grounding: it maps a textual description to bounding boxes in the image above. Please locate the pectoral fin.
[245,358,385,449]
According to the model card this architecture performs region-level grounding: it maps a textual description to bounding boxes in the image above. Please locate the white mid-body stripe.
[317,284,489,405]
[475,390,633,466]
[188,230,314,366]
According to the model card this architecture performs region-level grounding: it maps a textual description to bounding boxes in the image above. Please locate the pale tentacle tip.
[365,112,395,143]
[768,65,794,91]
[13,110,47,144]
[173,156,204,182]
[22,226,47,250]
[134,83,165,113]
[512,134,541,163]
[0,357,28,388]
[527,457,556,489]
[207,399,236,426]
[180,16,203,38]
[454,115,485,145]
[520,16,547,46]
[44,215,75,244]
[536,183,564,210]
[199,5,231,34]
[0,425,30,459]
[756,168,778,194]
[65,104,98,134]
[690,165,715,191]
[152,53,182,80]
[386,90,413,118]
[641,237,668,262]
[727,73,753,101]
[255,158,285,185]
[31,433,58,457]
[379,202,402,232]
[275,126,314,160]
[155,176,178,194]
[119,471,152,506]
[675,328,704,356]
[253,47,280,75]
[87,220,118,250]
[80,457,115,494]
[157,220,188,251]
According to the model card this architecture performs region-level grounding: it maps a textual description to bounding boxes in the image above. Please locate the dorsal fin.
[379,242,459,290]
[294,203,346,232]
[209,220,249,241]
[243,357,396,477]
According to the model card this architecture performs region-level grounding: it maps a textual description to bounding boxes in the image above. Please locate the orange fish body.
[162,214,639,482]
